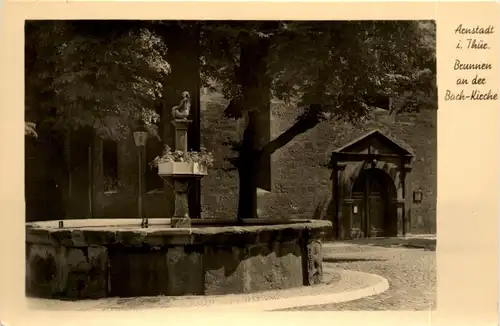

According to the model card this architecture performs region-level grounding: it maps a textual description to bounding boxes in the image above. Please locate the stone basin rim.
[26,218,330,230]
[26,218,332,246]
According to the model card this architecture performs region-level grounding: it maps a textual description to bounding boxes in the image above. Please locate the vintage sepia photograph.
[24,19,437,311]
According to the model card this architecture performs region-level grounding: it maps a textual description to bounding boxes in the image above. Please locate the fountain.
[156,91,208,228]
[25,92,332,300]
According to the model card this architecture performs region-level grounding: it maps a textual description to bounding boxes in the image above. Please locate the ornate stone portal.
[329,129,414,239]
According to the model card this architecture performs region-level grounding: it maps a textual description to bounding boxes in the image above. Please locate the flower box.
[158,161,208,177]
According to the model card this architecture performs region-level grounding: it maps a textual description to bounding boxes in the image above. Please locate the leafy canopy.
[201,21,436,124]
[25,20,169,140]
[26,20,436,144]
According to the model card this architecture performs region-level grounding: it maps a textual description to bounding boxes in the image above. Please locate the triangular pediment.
[333,129,414,157]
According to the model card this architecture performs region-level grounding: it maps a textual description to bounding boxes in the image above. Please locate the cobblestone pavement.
[280,244,436,311]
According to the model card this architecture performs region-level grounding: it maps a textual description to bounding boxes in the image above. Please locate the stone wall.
[25,129,173,221]
[200,92,437,234]
[200,92,242,219]
[25,219,331,299]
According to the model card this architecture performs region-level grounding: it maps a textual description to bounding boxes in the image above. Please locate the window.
[103,139,119,194]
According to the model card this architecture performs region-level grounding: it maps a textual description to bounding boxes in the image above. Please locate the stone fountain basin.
[26,218,332,300]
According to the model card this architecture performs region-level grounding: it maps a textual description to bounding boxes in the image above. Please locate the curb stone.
[323,237,436,251]
[27,266,389,312]
[165,270,389,312]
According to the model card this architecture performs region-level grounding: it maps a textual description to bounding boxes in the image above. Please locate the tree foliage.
[26,20,435,143]
[25,20,169,140]
[199,21,436,159]
[202,21,435,123]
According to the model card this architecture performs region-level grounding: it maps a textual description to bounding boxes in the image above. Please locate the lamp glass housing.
[413,190,423,204]
[133,131,149,147]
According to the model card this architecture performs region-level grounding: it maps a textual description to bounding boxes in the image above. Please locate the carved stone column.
[170,102,194,228]
[395,198,405,237]
[170,117,194,228]
[171,119,192,152]
[343,198,355,239]
[401,163,412,236]
[172,178,191,228]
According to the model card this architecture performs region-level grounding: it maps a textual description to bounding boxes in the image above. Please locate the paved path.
[279,243,436,311]
[27,266,387,312]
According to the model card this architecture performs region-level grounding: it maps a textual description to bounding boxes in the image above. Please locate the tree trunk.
[236,110,262,220]
[235,34,271,220]
[237,157,259,220]
[237,165,258,219]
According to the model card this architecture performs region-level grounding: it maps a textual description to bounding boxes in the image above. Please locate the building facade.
[25,126,175,222]
[25,91,437,238]
[200,93,437,236]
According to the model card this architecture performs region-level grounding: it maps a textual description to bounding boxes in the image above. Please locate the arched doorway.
[329,129,414,239]
[351,168,397,238]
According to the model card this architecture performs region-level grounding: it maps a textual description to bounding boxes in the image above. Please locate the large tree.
[200,21,436,220]
[25,20,168,140]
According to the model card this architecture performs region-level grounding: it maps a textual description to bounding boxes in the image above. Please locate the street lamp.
[133,122,149,228]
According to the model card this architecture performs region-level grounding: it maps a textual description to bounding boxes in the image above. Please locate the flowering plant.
[150,145,215,168]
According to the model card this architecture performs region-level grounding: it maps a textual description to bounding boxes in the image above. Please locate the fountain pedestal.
[172,119,191,154]
[171,178,191,228]
[166,119,201,229]
[171,119,192,228]
[158,95,207,228]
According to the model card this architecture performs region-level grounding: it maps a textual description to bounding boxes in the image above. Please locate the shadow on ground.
[324,257,386,263]
[329,237,436,251]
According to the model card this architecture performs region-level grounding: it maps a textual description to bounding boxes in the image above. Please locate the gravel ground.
[280,244,436,311]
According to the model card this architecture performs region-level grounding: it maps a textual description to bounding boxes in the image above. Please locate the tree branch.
[260,109,322,157]
[220,167,238,177]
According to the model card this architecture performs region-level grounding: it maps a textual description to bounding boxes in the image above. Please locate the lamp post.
[133,123,149,228]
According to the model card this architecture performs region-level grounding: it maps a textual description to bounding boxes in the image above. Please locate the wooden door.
[367,176,387,237]
[350,196,364,238]
[350,168,395,239]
